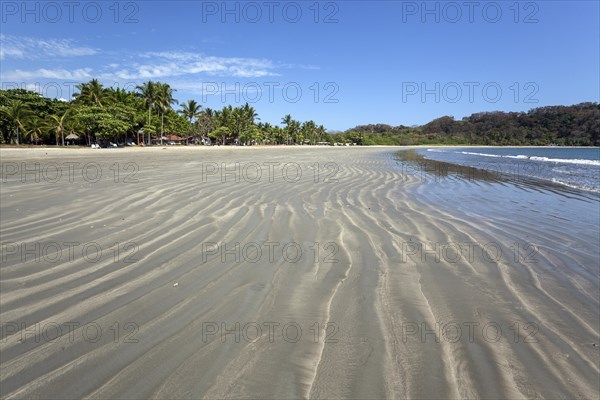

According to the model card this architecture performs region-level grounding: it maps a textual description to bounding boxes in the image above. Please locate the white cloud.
[2,68,93,81]
[0,34,97,60]
[101,51,280,80]
[0,38,309,86]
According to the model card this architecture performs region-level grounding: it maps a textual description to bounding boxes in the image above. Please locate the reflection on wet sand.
[396,149,600,202]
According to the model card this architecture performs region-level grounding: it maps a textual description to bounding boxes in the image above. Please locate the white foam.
[552,167,576,175]
[450,151,600,166]
[529,156,600,166]
[460,151,502,158]
[551,178,600,193]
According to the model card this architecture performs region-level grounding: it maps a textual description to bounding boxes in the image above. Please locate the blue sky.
[1,1,598,130]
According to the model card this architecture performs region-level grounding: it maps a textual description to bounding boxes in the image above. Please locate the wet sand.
[0,146,598,399]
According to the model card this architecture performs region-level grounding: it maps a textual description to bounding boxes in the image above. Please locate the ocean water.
[418,147,600,193]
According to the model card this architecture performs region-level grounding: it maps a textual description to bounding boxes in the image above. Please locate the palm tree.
[136,81,159,144]
[0,100,32,144]
[242,103,258,124]
[232,107,245,142]
[302,120,317,145]
[317,124,326,143]
[73,79,105,106]
[280,114,302,144]
[217,106,234,139]
[48,108,72,146]
[272,126,285,144]
[27,117,48,144]
[179,99,202,123]
[156,83,178,144]
[292,120,302,144]
[282,114,293,145]
[258,122,272,144]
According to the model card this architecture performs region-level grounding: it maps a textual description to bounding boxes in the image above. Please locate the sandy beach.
[1,146,598,399]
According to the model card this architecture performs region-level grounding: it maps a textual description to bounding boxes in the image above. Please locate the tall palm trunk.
[161,113,164,145]
[147,106,151,145]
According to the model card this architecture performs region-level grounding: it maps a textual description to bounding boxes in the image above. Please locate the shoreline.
[396,148,600,196]
[1,144,598,151]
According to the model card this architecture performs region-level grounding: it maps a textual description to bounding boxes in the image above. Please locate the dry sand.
[0,146,598,399]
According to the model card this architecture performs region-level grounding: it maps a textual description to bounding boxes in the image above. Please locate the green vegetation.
[0,81,597,146]
[338,103,599,146]
[0,81,326,146]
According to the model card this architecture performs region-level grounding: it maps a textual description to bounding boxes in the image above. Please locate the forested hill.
[343,103,599,146]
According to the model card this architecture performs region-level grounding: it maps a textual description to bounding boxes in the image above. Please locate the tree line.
[341,103,599,146]
[1,80,598,146]
[0,79,327,146]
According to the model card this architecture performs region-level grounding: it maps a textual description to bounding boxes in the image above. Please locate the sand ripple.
[1,147,598,399]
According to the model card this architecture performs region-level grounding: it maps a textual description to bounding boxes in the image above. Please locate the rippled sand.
[1,146,598,399]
